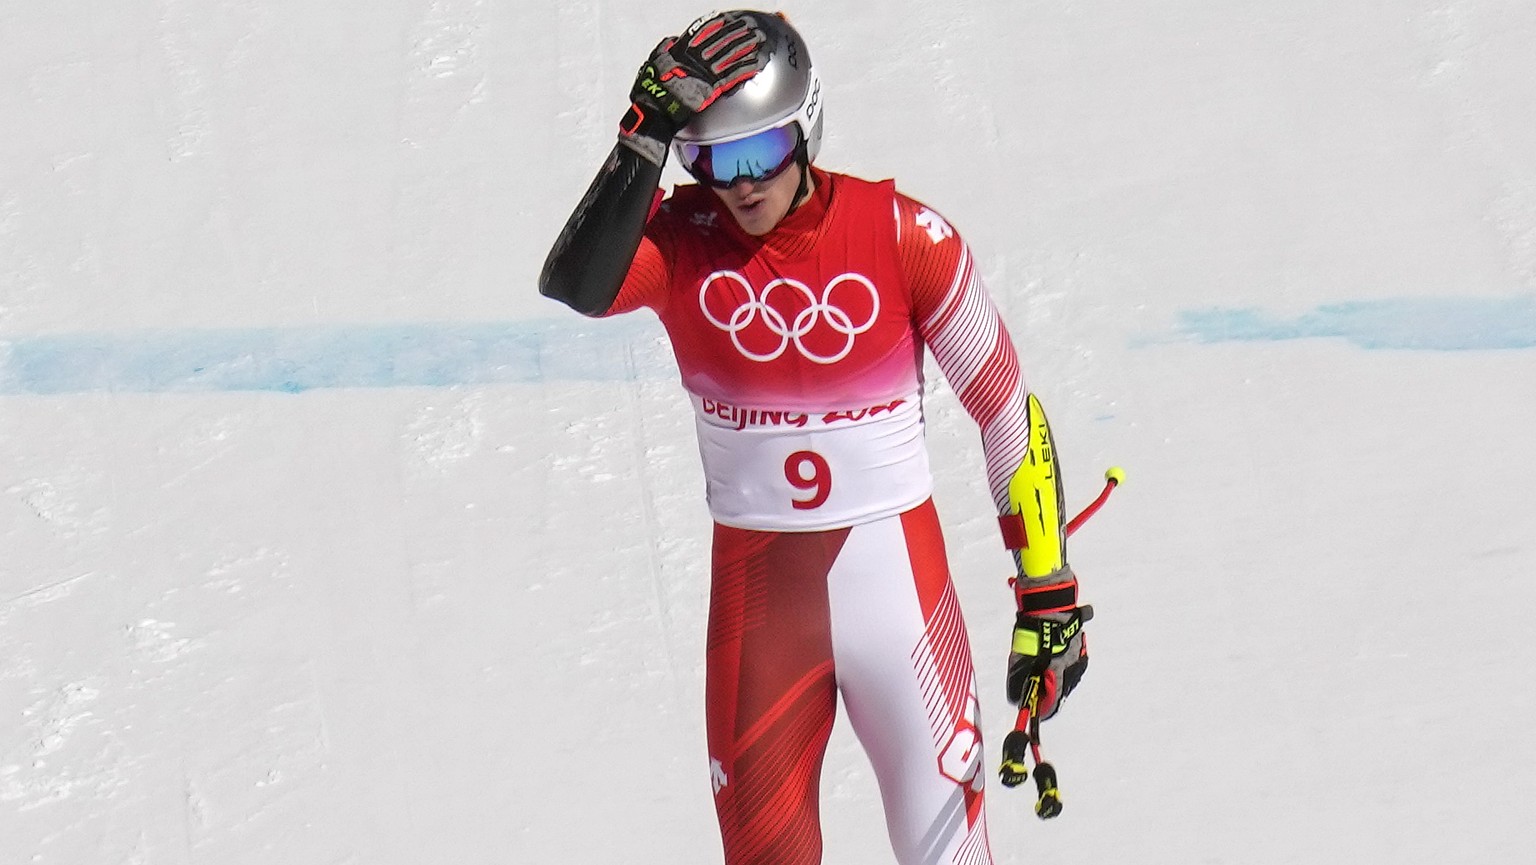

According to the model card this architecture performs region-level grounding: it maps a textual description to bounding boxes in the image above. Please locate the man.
[539,11,1091,864]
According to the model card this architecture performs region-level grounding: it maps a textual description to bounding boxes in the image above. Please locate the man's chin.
[731,210,775,236]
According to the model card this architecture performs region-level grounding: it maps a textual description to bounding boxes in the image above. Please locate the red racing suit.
[605,168,1030,865]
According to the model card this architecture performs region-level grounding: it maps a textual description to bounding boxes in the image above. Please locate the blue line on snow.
[0,319,671,395]
[6,295,1531,395]
[1172,295,1536,351]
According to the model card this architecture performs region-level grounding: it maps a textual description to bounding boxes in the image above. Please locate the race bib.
[691,392,933,530]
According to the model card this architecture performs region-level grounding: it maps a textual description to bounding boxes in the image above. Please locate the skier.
[539,10,1091,865]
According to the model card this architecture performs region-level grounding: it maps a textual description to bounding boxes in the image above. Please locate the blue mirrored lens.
[683,125,799,187]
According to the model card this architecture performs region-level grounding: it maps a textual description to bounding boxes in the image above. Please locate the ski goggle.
[678,125,801,188]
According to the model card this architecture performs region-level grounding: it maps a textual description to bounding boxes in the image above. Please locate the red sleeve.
[896,191,1032,513]
[602,195,673,317]
[604,234,670,316]
[897,193,966,323]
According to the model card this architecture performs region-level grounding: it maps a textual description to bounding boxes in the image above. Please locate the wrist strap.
[1014,575,1078,615]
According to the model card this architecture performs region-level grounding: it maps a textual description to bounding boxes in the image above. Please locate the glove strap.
[1014,574,1078,616]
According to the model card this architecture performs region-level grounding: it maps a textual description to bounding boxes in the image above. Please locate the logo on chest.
[698,270,881,364]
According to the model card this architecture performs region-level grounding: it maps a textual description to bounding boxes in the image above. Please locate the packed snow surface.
[3,1,1533,862]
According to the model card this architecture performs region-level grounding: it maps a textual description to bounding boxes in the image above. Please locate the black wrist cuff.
[1015,577,1078,615]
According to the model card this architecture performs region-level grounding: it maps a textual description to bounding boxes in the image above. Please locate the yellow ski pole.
[999,466,1122,819]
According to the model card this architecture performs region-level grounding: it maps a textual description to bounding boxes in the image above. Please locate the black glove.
[617,11,767,165]
[1006,565,1090,721]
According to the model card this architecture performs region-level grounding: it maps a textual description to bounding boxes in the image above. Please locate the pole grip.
[1033,761,1063,819]
[999,729,1033,788]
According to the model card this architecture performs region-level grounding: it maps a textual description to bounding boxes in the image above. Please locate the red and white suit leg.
[707,523,843,865]
[831,501,992,865]
[705,500,992,865]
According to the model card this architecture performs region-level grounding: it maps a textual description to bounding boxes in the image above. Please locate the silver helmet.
[672,11,824,163]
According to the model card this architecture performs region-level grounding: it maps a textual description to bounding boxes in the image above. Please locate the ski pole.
[999,670,1064,818]
[1000,466,1124,819]
[1065,466,1125,538]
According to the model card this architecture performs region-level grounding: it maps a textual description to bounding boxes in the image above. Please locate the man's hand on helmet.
[618,12,767,165]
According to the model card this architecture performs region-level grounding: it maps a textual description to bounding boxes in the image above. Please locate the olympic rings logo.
[698,270,881,364]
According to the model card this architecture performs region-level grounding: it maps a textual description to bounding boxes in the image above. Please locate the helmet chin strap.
[787,141,813,214]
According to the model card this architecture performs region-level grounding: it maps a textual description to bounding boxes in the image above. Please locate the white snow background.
[3,1,1534,862]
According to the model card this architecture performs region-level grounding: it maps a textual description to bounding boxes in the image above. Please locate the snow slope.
[3,1,1534,862]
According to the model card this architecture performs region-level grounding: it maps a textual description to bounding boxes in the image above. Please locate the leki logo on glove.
[698,270,880,364]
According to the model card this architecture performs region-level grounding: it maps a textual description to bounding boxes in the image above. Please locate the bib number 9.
[784,450,832,510]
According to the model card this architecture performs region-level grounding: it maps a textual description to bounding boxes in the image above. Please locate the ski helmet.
[672,11,824,178]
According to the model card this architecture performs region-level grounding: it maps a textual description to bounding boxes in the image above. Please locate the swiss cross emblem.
[915,207,953,244]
